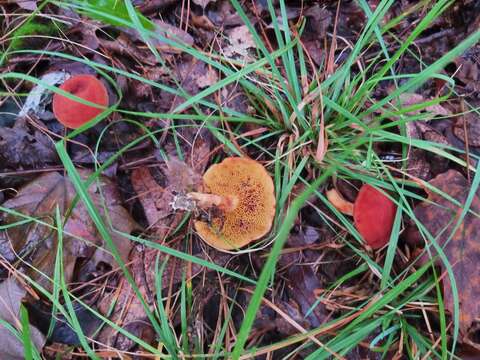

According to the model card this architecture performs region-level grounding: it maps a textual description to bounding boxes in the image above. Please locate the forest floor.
[1,0,480,359]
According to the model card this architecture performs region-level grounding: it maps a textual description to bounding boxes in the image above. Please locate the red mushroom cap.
[353,184,396,249]
[52,74,108,129]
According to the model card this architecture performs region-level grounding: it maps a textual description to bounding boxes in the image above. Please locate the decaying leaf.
[450,53,480,94]
[164,158,203,192]
[224,25,256,60]
[0,120,58,171]
[131,166,173,235]
[405,122,432,180]
[453,112,480,147]
[287,265,326,328]
[96,246,229,350]
[399,93,451,117]
[0,278,45,360]
[131,159,202,238]
[405,121,451,180]
[191,0,216,9]
[14,0,37,11]
[0,170,137,292]
[153,20,194,51]
[196,68,218,89]
[413,170,480,333]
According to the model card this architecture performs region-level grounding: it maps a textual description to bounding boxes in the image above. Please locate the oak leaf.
[414,170,480,333]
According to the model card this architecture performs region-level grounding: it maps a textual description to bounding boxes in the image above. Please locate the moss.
[9,20,61,52]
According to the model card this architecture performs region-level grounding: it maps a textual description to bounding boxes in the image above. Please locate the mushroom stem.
[187,192,239,212]
[326,188,354,216]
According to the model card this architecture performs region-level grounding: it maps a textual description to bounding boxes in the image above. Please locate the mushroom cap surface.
[194,157,276,250]
[52,74,108,129]
[353,184,396,249]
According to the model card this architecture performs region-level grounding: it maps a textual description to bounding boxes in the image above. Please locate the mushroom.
[353,184,397,249]
[326,188,354,216]
[190,157,276,251]
[52,74,109,129]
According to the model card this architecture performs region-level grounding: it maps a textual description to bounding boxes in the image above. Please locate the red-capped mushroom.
[353,184,396,249]
[52,74,109,129]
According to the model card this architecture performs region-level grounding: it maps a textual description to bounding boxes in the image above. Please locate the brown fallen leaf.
[14,0,37,10]
[0,119,58,170]
[405,121,451,180]
[153,20,194,52]
[399,93,451,117]
[96,246,229,350]
[450,55,480,94]
[405,122,432,180]
[286,265,327,328]
[192,0,216,9]
[453,112,480,147]
[224,25,256,60]
[0,278,45,360]
[131,166,174,236]
[0,170,137,292]
[413,170,480,334]
[131,159,202,238]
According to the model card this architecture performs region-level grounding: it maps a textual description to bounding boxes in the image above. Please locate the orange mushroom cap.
[194,157,276,251]
[52,74,108,129]
[353,184,396,249]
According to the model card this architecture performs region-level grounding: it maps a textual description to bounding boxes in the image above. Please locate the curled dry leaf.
[0,170,137,292]
[413,170,480,334]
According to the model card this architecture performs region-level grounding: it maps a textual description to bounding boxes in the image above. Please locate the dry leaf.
[131,159,202,238]
[196,68,218,88]
[453,112,480,147]
[131,167,173,236]
[191,0,216,8]
[0,171,137,292]
[414,170,480,333]
[405,121,451,180]
[153,20,194,51]
[224,25,256,60]
[0,278,45,360]
[96,246,229,350]
[0,120,58,170]
[399,93,451,117]
[14,0,37,11]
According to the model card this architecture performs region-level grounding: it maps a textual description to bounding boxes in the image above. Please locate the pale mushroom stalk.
[186,192,239,212]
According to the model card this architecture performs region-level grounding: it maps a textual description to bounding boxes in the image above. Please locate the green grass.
[0,0,479,358]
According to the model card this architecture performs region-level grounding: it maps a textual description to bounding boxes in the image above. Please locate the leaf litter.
[0,278,45,360]
[2,0,480,358]
[412,170,480,334]
[0,170,137,292]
